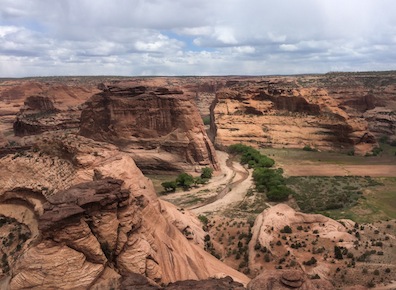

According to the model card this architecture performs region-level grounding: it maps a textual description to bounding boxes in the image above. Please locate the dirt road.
[161,150,253,215]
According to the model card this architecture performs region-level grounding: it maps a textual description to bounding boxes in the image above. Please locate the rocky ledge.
[13,95,80,136]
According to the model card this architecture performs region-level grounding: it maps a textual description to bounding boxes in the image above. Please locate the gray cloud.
[1,0,396,76]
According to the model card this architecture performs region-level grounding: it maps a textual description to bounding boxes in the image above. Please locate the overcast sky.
[1,0,395,77]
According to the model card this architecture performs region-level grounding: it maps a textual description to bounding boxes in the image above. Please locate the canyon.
[0,72,395,289]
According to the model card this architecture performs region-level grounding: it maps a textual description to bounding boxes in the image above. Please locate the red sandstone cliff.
[79,84,219,172]
[210,78,379,154]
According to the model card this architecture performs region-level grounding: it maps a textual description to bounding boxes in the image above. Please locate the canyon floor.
[152,145,396,289]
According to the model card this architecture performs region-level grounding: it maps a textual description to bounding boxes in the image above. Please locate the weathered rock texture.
[79,84,219,172]
[0,133,247,289]
[210,73,396,154]
[247,269,334,290]
[13,95,80,136]
[248,204,355,286]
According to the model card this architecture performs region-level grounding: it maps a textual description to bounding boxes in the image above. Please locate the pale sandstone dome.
[248,204,356,286]
[79,84,219,173]
[0,133,247,289]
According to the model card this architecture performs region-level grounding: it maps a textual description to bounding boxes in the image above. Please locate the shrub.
[176,173,194,189]
[202,116,211,125]
[334,246,343,260]
[303,257,317,266]
[198,215,209,226]
[303,145,317,152]
[161,181,177,193]
[201,167,214,179]
[280,225,292,234]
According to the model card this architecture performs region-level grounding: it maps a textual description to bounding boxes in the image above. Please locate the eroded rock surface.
[79,84,219,172]
[0,133,247,289]
[248,269,333,290]
[13,95,80,136]
[210,79,379,154]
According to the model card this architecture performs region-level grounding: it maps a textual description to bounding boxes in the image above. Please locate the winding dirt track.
[161,151,253,215]
[191,152,252,215]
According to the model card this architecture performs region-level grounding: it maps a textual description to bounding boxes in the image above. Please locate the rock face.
[0,133,246,289]
[13,95,80,136]
[208,73,396,154]
[0,131,6,147]
[247,269,333,290]
[80,84,219,172]
[210,79,378,154]
[248,204,355,286]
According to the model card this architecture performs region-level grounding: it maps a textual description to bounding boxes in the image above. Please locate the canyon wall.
[13,95,80,136]
[79,84,219,172]
[209,73,396,154]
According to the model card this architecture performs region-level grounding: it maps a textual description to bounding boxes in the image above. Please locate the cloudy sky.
[1,0,395,77]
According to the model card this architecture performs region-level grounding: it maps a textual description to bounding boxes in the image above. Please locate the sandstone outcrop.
[13,95,80,136]
[247,269,333,290]
[248,204,355,284]
[79,84,219,172]
[210,80,378,154]
[0,133,247,289]
[0,132,6,147]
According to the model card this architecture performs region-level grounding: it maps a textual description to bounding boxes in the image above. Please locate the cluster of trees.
[228,144,274,168]
[161,167,214,193]
[229,144,293,202]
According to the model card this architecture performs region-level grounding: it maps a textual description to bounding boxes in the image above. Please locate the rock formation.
[210,80,378,154]
[247,269,334,290]
[0,133,246,289]
[0,132,6,147]
[248,204,356,287]
[79,84,219,173]
[13,95,80,136]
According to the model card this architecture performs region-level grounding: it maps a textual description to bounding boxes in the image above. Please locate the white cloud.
[0,0,396,76]
[279,44,298,52]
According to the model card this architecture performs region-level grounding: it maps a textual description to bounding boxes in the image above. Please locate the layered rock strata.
[0,133,246,289]
[80,85,219,172]
[210,80,378,154]
[13,95,80,136]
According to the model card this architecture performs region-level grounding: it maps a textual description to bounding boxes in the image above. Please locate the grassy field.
[260,144,396,166]
[260,146,396,223]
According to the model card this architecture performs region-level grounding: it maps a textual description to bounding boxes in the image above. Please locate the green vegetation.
[286,176,381,213]
[200,167,214,179]
[160,167,215,193]
[229,144,293,202]
[161,181,177,193]
[253,168,293,201]
[202,116,211,125]
[303,145,318,152]
[176,173,195,190]
[229,144,274,168]
[198,215,209,226]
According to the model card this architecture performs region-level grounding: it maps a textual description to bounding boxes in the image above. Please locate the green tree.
[176,173,194,190]
[334,246,343,260]
[161,181,177,193]
[201,167,214,179]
